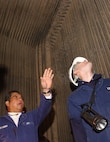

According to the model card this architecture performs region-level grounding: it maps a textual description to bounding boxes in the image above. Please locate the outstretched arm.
[32,68,54,124]
[40,68,54,96]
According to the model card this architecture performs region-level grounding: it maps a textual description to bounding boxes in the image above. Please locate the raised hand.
[40,68,54,92]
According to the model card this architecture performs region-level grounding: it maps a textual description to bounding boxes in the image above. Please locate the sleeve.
[68,95,87,142]
[43,93,52,99]
[70,118,87,142]
[32,94,52,125]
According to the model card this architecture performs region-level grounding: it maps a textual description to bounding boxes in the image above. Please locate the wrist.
[42,90,51,94]
[42,90,52,99]
[42,89,50,93]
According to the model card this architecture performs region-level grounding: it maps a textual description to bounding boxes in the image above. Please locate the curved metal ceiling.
[0,0,61,46]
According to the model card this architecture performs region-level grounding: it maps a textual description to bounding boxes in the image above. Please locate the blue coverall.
[68,74,110,142]
[0,94,52,142]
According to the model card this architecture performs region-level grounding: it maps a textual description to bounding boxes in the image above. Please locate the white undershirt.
[8,112,21,127]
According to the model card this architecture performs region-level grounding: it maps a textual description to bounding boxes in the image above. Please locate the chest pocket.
[22,121,34,127]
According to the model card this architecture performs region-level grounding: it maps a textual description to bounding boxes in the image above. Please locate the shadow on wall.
[39,136,50,142]
[0,65,8,93]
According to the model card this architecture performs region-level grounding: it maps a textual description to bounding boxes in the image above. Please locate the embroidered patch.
[26,122,31,125]
[22,121,34,126]
[106,87,110,90]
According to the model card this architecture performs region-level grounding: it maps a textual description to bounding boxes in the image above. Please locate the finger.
[48,69,53,78]
[43,69,48,77]
[50,74,54,79]
[43,68,53,78]
[44,68,51,76]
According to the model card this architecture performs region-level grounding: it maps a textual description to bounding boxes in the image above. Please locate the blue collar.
[78,74,102,88]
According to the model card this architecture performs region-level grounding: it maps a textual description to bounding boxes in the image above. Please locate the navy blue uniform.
[0,94,52,142]
[68,74,110,142]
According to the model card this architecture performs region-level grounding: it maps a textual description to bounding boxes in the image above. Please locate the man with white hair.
[68,57,110,142]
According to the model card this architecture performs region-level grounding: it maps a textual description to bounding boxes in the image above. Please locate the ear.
[73,70,78,76]
[74,70,80,79]
[5,101,10,107]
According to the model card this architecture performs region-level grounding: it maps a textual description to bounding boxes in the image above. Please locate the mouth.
[18,102,24,107]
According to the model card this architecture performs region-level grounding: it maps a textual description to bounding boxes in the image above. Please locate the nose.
[18,97,23,101]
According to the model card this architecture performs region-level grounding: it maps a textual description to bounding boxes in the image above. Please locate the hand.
[40,68,54,92]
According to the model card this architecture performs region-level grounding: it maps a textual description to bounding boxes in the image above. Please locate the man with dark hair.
[0,68,54,142]
[68,57,110,142]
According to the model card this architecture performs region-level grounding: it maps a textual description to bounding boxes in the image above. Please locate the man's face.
[74,60,93,77]
[6,92,24,112]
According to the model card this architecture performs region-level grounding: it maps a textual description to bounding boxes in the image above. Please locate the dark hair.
[5,90,26,111]
[5,90,21,102]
